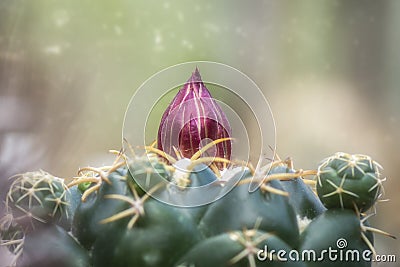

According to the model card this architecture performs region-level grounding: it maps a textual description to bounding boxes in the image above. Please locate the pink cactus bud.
[157,68,231,165]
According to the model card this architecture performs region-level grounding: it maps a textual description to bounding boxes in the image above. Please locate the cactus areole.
[157,68,232,165]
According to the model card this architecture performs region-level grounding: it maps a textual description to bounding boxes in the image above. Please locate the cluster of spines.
[5,170,70,226]
[316,152,385,211]
[0,214,24,266]
[1,170,72,266]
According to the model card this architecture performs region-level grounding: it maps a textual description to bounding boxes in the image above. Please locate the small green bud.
[317,152,383,211]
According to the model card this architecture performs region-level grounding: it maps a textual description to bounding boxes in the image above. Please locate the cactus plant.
[5,170,72,231]
[316,152,383,211]
[1,171,89,266]
[0,68,395,267]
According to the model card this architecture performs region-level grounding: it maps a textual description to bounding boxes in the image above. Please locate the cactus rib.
[68,151,127,201]
[99,182,164,229]
[228,228,272,267]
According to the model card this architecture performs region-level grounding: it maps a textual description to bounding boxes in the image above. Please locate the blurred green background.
[0,0,399,265]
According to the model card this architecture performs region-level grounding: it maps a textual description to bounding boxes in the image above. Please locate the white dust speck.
[177,11,184,22]
[43,45,62,55]
[181,39,193,50]
[114,25,123,35]
[235,27,246,37]
[154,31,162,45]
[53,9,70,27]
[203,23,220,34]
[153,30,164,52]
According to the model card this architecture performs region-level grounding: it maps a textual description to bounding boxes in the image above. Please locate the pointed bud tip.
[191,67,202,82]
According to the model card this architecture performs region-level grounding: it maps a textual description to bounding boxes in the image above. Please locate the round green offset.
[6,170,72,231]
[316,153,383,211]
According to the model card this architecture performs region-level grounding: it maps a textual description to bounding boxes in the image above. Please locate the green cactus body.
[68,185,83,222]
[71,151,392,267]
[198,178,300,248]
[172,160,218,187]
[299,209,373,267]
[316,153,383,211]
[157,161,220,223]
[20,224,90,267]
[269,166,326,220]
[72,167,131,250]
[74,154,302,266]
[92,198,201,267]
[2,149,392,267]
[127,155,171,196]
[176,230,307,267]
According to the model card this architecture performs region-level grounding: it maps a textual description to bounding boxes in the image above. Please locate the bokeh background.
[0,0,399,265]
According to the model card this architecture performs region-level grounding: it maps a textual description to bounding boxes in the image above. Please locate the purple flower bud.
[157,68,231,164]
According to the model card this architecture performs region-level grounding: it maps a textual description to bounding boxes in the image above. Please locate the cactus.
[299,209,374,267]
[0,68,395,267]
[1,171,89,266]
[5,170,72,231]
[177,229,307,267]
[316,152,384,212]
[0,214,24,265]
[19,224,90,267]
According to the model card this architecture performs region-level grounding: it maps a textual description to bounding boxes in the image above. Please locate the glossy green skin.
[270,166,326,219]
[19,225,90,267]
[92,199,201,267]
[198,178,300,248]
[176,230,307,267]
[155,163,218,224]
[68,185,83,223]
[299,209,373,267]
[317,157,380,211]
[75,165,202,267]
[72,168,131,250]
